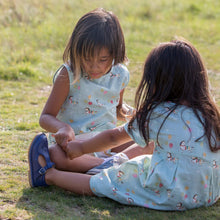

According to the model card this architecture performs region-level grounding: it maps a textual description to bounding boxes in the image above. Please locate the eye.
[100,56,110,62]
[100,59,108,62]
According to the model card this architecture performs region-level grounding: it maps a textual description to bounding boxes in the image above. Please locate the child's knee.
[49,144,57,160]
[49,144,67,168]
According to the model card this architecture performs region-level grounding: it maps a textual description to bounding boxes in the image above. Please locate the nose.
[89,61,100,71]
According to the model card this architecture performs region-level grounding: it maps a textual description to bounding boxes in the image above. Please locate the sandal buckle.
[39,167,46,175]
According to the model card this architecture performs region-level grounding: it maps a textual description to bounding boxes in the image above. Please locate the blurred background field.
[0,0,219,219]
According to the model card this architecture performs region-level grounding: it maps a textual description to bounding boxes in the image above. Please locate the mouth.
[90,73,101,78]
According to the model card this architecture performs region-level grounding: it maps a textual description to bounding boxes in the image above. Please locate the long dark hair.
[129,37,220,152]
[63,8,127,82]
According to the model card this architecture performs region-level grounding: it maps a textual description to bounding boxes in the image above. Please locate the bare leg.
[121,141,155,159]
[38,155,94,195]
[49,138,154,173]
[111,140,135,153]
[38,142,154,195]
[49,144,104,173]
[46,168,93,195]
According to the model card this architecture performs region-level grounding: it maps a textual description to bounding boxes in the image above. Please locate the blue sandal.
[28,133,54,187]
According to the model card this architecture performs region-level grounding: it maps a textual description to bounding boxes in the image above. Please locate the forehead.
[83,47,111,59]
[97,47,110,56]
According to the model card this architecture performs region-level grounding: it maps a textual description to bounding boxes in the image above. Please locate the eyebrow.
[84,53,111,60]
[100,55,110,58]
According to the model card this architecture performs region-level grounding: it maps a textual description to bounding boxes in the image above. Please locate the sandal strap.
[38,162,54,175]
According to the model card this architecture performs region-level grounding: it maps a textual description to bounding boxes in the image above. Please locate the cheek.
[102,65,111,74]
[103,64,110,71]
[82,62,89,71]
[103,61,113,71]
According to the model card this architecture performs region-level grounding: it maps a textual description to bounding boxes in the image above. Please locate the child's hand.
[65,140,84,160]
[54,125,75,149]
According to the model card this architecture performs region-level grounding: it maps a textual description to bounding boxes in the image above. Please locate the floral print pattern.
[48,63,129,144]
[90,102,220,210]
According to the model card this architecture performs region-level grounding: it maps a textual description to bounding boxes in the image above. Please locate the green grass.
[0,0,220,219]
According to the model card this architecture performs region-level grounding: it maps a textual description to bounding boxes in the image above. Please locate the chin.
[90,74,102,79]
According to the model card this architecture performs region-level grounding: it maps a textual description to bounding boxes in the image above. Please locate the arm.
[117,89,136,121]
[39,67,75,147]
[65,126,132,159]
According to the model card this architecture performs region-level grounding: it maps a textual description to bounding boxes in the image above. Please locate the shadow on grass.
[16,186,139,219]
[16,186,220,219]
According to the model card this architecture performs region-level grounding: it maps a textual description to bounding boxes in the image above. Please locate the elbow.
[39,114,46,128]
[39,116,43,128]
[107,130,120,147]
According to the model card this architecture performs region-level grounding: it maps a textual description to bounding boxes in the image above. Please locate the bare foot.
[38,155,46,167]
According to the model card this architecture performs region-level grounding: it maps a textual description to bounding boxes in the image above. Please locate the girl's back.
[90,102,220,210]
[90,38,220,210]
[145,102,220,210]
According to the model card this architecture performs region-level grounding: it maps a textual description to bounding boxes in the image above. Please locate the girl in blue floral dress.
[36,8,146,174]
[29,37,220,211]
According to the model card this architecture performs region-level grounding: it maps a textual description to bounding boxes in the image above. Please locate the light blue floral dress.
[49,63,129,148]
[90,102,220,210]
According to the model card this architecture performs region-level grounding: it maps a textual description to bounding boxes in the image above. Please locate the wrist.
[81,142,87,155]
[62,122,71,128]
[59,123,73,132]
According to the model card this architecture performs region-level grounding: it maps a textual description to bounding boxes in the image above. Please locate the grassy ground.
[0,0,220,219]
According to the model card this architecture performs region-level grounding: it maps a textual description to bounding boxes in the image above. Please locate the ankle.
[45,167,55,185]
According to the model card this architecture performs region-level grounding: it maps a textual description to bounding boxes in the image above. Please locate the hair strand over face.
[63,8,127,82]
